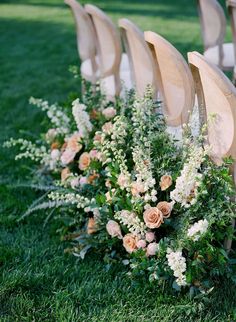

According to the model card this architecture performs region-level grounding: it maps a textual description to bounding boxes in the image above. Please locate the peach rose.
[160,175,172,191]
[87,217,97,234]
[131,181,144,196]
[67,134,82,153]
[102,122,113,133]
[61,167,71,182]
[145,231,155,243]
[157,201,172,218]
[143,207,164,229]
[106,220,122,239]
[137,239,147,249]
[123,233,138,253]
[78,152,91,171]
[147,242,159,256]
[61,149,76,165]
[102,107,116,119]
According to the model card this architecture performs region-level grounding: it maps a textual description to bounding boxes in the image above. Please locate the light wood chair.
[64,0,98,83]
[197,0,235,71]
[85,4,132,100]
[118,18,157,98]
[188,51,236,251]
[144,31,195,129]
[227,0,236,81]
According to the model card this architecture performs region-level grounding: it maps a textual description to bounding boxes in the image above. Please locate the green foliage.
[1,0,236,320]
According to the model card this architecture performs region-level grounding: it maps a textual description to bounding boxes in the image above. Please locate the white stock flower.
[187,219,209,241]
[166,249,187,287]
[72,99,92,137]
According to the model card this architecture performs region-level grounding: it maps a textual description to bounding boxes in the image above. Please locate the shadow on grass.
[1,0,199,19]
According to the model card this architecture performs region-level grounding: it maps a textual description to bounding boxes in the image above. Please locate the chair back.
[85,4,122,95]
[145,31,195,127]
[197,0,226,51]
[227,0,236,62]
[119,18,157,97]
[64,0,97,66]
[188,51,236,165]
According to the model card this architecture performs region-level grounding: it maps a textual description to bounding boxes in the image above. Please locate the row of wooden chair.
[65,0,236,250]
[197,0,236,80]
[65,0,236,171]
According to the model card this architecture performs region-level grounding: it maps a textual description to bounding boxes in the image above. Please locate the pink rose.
[61,149,76,165]
[147,242,159,256]
[145,231,155,243]
[79,176,88,186]
[70,177,79,189]
[61,167,71,182]
[102,107,116,119]
[67,133,82,153]
[136,240,147,249]
[78,152,91,170]
[106,220,122,239]
[159,175,172,191]
[89,149,101,160]
[143,207,164,229]
[123,233,138,253]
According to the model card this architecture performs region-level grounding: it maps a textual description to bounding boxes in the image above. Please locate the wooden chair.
[197,0,235,71]
[144,31,195,129]
[64,0,98,83]
[85,4,132,100]
[118,18,157,97]
[188,51,236,251]
[227,0,236,81]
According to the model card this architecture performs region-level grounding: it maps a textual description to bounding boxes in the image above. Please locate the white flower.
[72,99,92,137]
[114,210,146,236]
[166,249,187,287]
[170,144,206,207]
[187,219,209,241]
[50,149,60,160]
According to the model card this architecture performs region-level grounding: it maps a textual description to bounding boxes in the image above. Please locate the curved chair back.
[227,0,236,77]
[188,51,236,165]
[197,0,226,68]
[85,4,122,95]
[118,18,157,97]
[144,31,195,127]
[64,0,98,81]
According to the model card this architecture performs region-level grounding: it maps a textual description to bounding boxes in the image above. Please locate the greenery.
[1,0,236,320]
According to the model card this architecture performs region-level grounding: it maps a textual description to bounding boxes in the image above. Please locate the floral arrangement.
[4,83,236,295]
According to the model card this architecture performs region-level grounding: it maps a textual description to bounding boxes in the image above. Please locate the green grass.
[0,0,236,320]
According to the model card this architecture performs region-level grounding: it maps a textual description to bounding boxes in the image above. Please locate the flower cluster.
[6,84,236,294]
[187,219,209,241]
[72,99,93,137]
[166,249,187,287]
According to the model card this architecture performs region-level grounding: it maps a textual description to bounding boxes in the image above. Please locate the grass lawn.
[0,0,236,321]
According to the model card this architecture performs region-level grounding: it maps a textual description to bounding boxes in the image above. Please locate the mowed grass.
[0,0,236,321]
